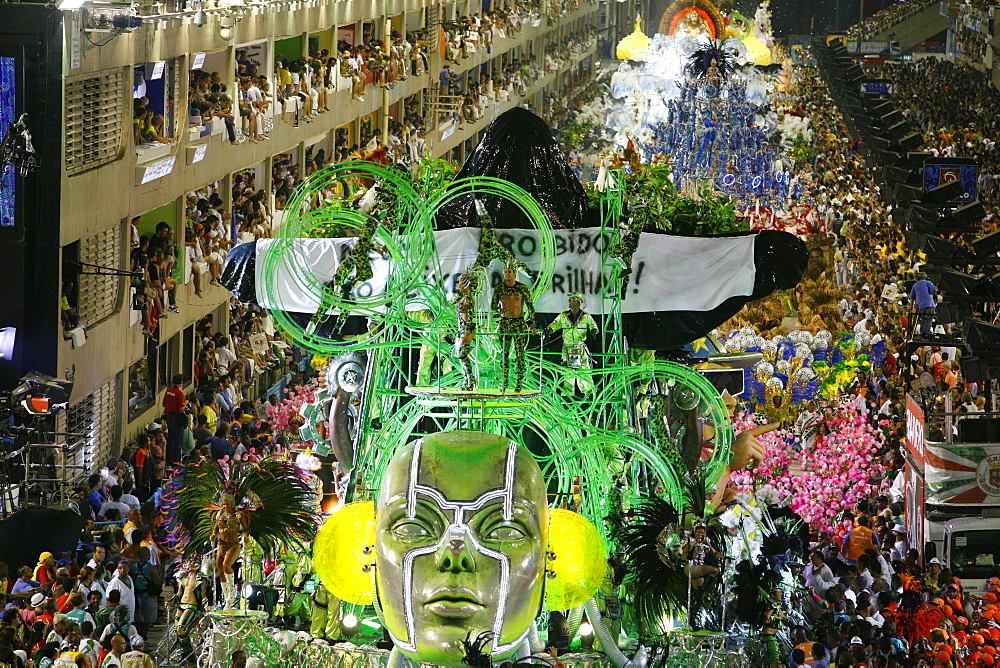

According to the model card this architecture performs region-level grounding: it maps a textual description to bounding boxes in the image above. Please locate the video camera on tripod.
[0,369,76,516]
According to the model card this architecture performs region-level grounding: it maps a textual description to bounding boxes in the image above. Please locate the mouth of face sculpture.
[423,587,485,618]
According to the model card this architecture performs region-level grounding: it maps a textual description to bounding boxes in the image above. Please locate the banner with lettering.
[251,228,758,315]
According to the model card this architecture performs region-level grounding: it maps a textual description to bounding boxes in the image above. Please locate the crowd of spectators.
[846,0,937,40]
[233,52,272,144]
[132,97,174,148]
[439,0,587,66]
[729,51,1000,667]
[184,184,229,298]
[440,22,596,128]
[127,185,231,337]
[0,325,297,667]
[335,31,429,103]
[187,69,240,145]
[130,219,179,338]
[868,58,1000,215]
[0,469,166,665]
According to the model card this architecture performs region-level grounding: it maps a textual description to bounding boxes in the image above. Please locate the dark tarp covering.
[0,508,85,571]
[435,107,590,230]
[221,240,257,304]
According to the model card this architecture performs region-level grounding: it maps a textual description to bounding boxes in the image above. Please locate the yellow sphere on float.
[545,508,607,610]
[313,501,376,604]
[742,35,773,66]
[616,15,650,60]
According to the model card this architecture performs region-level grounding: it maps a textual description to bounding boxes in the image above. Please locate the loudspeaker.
[905,151,935,167]
[880,109,904,126]
[958,417,1000,443]
[886,121,912,140]
[884,166,917,184]
[961,357,988,383]
[974,229,1000,257]
[929,267,980,296]
[943,201,986,228]
[935,301,972,324]
[921,179,964,205]
[0,509,85,568]
[905,204,940,225]
[921,235,975,262]
[869,101,893,115]
[894,183,923,202]
[899,133,925,151]
[965,319,1000,353]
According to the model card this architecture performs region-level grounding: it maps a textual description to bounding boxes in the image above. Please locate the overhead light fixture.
[192,8,206,26]
[11,371,74,415]
[57,0,88,9]
[0,327,15,360]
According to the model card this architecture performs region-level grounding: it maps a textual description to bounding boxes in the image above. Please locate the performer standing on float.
[212,493,248,608]
[546,291,598,394]
[687,520,723,629]
[452,271,482,391]
[491,257,536,392]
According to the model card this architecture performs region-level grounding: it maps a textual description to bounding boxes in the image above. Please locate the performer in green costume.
[452,271,481,391]
[546,291,598,394]
[491,258,536,392]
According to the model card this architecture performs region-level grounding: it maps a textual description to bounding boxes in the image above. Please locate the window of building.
[182,325,195,386]
[157,332,180,392]
[133,58,179,148]
[75,225,125,329]
[189,50,229,138]
[66,374,121,480]
[65,68,125,176]
[128,356,154,421]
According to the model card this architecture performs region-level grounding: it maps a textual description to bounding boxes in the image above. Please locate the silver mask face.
[374,431,548,665]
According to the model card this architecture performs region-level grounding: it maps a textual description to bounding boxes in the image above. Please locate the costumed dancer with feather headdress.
[162,458,318,611]
[213,493,248,607]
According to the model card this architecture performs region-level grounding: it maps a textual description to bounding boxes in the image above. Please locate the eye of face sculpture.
[375,430,548,665]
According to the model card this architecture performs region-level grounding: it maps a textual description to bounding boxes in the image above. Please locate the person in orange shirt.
[842,516,880,563]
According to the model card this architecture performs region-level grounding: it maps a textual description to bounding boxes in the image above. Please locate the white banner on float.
[253,229,757,315]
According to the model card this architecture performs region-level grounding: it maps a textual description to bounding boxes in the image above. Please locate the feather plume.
[162,457,318,561]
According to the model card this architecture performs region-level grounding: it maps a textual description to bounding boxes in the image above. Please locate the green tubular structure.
[262,164,732,538]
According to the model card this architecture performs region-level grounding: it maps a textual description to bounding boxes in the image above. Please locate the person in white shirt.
[242,79,265,142]
[106,561,136,623]
[119,481,140,511]
[87,545,107,571]
[46,615,68,645]
[804,551,837,597]
[215,338,238,371]
[890,525,908,562]
[98,486,131,520]
[79,626,100,667]
[794,402,820,452]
